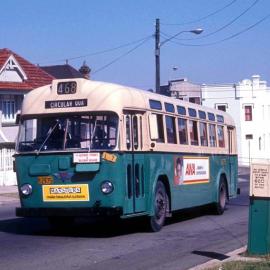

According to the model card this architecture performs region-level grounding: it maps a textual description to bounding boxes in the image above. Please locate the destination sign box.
[45,99,87,109]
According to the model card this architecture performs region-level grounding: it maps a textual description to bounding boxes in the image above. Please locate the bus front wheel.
[214,178,228,215]
[149,181,168,232]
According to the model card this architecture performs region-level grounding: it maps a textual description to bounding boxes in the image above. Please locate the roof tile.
[0,48,55,91]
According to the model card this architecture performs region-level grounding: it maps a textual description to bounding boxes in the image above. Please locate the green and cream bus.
[15,79,238,231]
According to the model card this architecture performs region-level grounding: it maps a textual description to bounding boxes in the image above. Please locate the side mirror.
[149,114,159,140]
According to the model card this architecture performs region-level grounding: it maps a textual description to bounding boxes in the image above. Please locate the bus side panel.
[171,154,212,211]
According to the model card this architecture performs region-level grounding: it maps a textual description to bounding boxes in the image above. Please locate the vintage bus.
[15,79,238,231]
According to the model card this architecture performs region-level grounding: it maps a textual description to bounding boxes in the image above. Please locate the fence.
[0,147,17,186]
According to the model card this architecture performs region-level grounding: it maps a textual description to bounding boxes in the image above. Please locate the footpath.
[0,185,19,205]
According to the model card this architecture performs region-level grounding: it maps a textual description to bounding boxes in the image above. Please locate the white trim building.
[202,75,270,165]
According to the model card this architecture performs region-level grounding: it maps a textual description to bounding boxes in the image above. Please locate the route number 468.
[57,81,77,95]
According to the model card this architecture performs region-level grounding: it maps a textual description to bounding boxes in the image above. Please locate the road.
[0,172,249,270]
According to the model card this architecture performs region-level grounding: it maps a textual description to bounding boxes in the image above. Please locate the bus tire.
[214,178,228,215]
[149,181,168,232]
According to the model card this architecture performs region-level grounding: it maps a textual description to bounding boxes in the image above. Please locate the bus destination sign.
[45,99,88,109]
[57,81,77,95]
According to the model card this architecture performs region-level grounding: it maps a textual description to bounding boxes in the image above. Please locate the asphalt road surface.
[0,173,249,270]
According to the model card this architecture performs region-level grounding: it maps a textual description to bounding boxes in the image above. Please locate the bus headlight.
[20,184,33,196]
[101,181,114,194]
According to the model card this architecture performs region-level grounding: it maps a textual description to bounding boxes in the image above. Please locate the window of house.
[178,118,188,144]
[199,122,208,146]
[245,106,252,121]
[165,116,177,144]
[189,120,199,145]
[2,100,15,122]
[217,125,225,147]
[209,124,217,147]
[217,105,226,112]
[189,97,200,104]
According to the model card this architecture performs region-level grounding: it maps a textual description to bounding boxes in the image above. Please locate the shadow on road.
[0,178,248,238]
[0,203,247,239]
[0,205,219,238]
[192,250,230,261]
[0,216,153,238]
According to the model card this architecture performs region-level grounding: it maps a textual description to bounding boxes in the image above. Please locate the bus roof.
[21,78,235,126]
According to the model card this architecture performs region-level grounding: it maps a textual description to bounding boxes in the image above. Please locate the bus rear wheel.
[149,181,168,232]
[214,178,228,215]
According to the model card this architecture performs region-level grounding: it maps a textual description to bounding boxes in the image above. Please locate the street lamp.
[155,18,203,93]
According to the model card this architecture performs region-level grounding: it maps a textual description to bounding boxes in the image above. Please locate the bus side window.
[133,115,139,150]
[217,125,225,147]
[165,115,177,144]
[209,123,217,147]
[199,122,208,146]
[189,120,199,146]
[126,116,131,150]
[140,116,143,149]
[149,114,165,143]
[156,114,165,143]
[178,118,188,145]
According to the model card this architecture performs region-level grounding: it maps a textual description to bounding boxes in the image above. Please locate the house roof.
[41,64,84,79]
[0,48,54,91]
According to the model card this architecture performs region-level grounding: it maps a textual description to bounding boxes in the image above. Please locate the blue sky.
[1,0,269,89]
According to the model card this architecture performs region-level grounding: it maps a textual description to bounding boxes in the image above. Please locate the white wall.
[202,75,270,166]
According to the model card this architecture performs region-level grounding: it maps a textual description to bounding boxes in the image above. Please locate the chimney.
[79,61,91,79]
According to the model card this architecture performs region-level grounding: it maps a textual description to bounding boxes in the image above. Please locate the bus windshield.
[17,113,118,152]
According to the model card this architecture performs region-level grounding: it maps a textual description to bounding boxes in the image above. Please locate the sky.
[1,0,269,90]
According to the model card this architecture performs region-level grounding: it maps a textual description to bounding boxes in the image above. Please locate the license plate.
[42,184,89,202]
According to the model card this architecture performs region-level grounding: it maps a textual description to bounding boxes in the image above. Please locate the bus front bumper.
[16,206,123,218]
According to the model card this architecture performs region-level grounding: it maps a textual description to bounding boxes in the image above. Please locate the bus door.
[228,126,236,193]
[124,112,146,214]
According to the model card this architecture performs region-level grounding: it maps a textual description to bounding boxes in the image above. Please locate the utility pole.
[155,18,160,93]
[155,18,203,94]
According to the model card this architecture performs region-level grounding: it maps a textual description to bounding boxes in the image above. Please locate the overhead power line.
[161,0,238,26]
[92,35,152,75]
[161,13,270,47]
[174,0,260,41]
[37,34,153,65]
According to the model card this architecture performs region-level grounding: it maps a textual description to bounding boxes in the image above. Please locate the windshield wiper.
[36,120,60,155]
